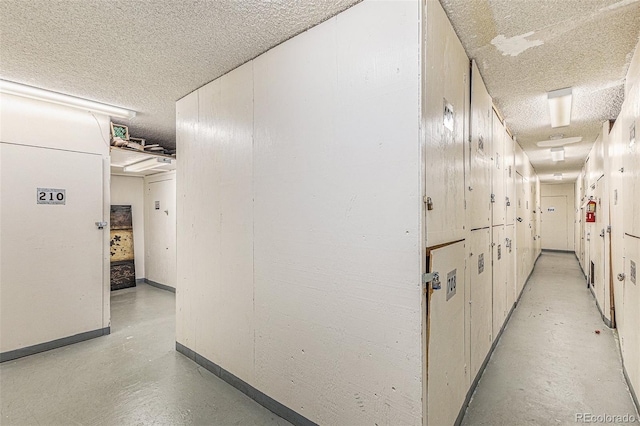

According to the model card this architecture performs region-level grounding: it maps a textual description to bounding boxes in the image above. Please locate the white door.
[0,143,105,353]
[541,195,568,250]
[427,240,467,426]
[146,178,176,288]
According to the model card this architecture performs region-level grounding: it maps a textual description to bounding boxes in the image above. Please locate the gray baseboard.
[542,248,576,254]
[176,342,317,426]
[455,252,541,426]
[139,278,176,293]
[588,286,613,328]
[622,359,640,417]
[0,327,110,363]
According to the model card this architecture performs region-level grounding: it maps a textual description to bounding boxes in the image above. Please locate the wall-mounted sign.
[37,188,65,205]
[478,253,484,274]
[155,201,160,210]
[631,260,636,285]
[630,122,636,148]
[547,207,555,212]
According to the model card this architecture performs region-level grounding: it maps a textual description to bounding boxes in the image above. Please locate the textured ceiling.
[1,0,638,181]
[0,0,360,150]
[441,0,640,182]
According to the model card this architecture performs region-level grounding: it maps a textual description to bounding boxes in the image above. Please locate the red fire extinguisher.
[586,200,596,223]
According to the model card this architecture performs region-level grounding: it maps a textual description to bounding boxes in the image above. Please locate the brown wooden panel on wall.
[110,205,136,290]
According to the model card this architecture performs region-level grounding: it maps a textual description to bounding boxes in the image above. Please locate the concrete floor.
[462,251,640,425]
[0,283,290,426]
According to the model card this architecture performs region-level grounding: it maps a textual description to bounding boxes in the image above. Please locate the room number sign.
[37,188,66,205]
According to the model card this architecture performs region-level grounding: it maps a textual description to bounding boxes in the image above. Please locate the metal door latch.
[617,273,625,281]
[506,197,511,206]
[95,221,108,229]
[423,272,441,290]
[425,196,434,211]
[490,193,496,203]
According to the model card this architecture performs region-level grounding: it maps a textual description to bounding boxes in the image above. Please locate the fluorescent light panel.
[550,147,565,161]
[123,157,171,172]
[0,80,136,119]
[554,173,563,181]
[548,87,572,128]
[536,136,582,148]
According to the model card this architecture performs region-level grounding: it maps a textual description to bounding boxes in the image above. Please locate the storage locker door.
[0,143,104,352]
[491,111,506,227]
[424,0,468,247]
[624,79,640,238]
[505,132,516,226]
[427,240,466,426]
[505,225,516,311]
[622,238,640,393]
[469,62,492,231]
[492,225,507,340]
[516,172,526,293]
[469,228,492,379]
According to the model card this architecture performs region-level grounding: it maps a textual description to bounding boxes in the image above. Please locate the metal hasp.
[617,273,625,282]
[425,196,434,211]
[506,196,511,206]
[423,272,441,290]
[490,193,496,203]
[95,221,108,229]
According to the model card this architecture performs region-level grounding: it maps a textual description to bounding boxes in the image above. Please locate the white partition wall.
[177,2,422,424]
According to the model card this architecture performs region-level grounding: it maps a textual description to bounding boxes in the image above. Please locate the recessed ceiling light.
[550,147,565,161]
[536,136,582,147]
[548,87,572,128]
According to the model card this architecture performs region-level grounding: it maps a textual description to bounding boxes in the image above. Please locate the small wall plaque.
[37,188,65,205]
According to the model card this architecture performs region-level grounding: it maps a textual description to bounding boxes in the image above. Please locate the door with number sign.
[0,143,105,352]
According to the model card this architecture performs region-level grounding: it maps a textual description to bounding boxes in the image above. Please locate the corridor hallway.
[462,252,639,425]
[0,284,289,426]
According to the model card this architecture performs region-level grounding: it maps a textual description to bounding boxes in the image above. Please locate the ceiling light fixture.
[554,173,563,181]
[548,87,572,128]
[536,136,582,148]
[0,79,136,119]
[550,147,565,162]
[123,157,171,172]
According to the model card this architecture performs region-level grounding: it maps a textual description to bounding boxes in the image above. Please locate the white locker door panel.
[469,228,492,379]
[427,240,467,426]
[516,172,526,295]
[492,225,507,339]
[505,132,516,225]
[622,237,640,394]
[469,62,492,231]
[505,225,516,311]
[146,179,176,288]
[491,112,506,227]
[424,0,468,246]
[0,143,104,352]
[624,79,640,238]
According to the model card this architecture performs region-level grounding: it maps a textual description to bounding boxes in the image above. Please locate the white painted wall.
[110,175,145,279]
[540,183,575,252]
[0,93,111,353]
[144,171,176,289]
[177,2,422,424]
